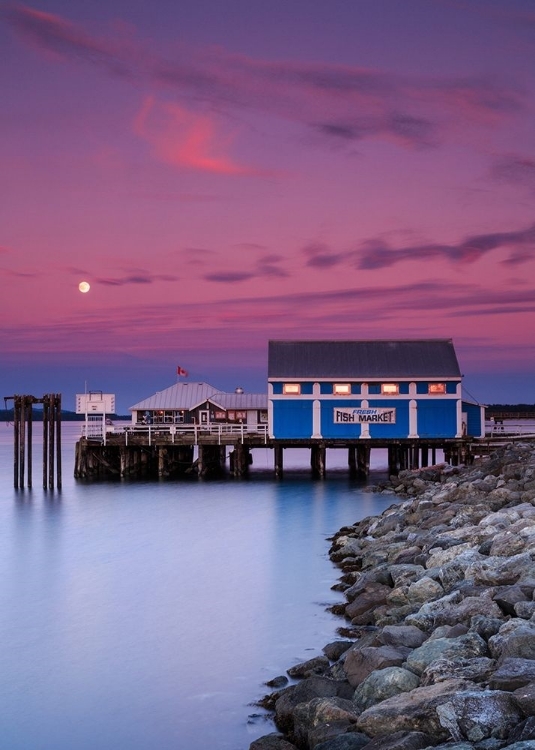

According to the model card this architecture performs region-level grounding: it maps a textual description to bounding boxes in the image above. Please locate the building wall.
[269,380,466,439]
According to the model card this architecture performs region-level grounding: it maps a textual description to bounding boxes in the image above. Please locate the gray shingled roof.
[268,339,461,379]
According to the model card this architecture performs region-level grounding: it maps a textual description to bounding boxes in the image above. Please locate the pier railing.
[81,422,270,445]
[484,420,535,439]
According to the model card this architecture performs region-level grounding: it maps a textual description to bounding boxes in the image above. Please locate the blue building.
[268,339,484,441]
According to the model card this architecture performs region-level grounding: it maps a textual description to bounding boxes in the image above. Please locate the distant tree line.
[486,404,535,413]
[0,409,129,422]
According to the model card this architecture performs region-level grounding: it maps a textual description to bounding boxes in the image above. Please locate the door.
[199,410,210,427]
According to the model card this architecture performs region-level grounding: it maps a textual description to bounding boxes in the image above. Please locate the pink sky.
[1,0,535,411]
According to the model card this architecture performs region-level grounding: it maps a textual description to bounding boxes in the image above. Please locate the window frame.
[381,383,399,395]
[428,383,447,394]
[283,383,301,395]
[333,383,351,395]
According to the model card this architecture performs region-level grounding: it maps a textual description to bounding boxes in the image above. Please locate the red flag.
[177,366,188,377]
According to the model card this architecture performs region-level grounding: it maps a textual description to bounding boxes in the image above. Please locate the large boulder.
[292,697,360,749]
[249,734,298,750]
[274,677,350,734]
[435,689,524,742]
[405,633,488,676]
[377,624,428,650]
[287,656,331,679]
[420,656,496,686]
[353,666,420,711]
[363,730,437,749]
[490,658,535,691]
[343,645,406,688]
[513,681,535,715]
[356,678,471,740]
[488,621,535,663]
[314,733,371,750]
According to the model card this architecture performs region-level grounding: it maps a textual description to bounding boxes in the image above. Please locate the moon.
[78,281,91,293]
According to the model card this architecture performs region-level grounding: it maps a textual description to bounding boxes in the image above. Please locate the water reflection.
[0,424,399,750]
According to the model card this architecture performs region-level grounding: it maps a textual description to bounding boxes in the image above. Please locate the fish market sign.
[334,407,396,424]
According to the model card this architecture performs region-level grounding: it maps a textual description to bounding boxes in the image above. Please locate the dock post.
[356,445,370,479]
[55,394,62,489]
[229,444,250,476]
[421,444,429,468]
[197,445,225,477]
[310,443,326,478]
[348,446,357,477]
[274,444,283,478]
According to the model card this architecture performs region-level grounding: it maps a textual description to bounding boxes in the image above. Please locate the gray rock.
[323,641,355,662]
[287,656,331,678]
[421,657,496,686]
[345,584,392,623]
[364,729,437,749]
[437,689,523,742]
[249,733,298,750]
[489,622,535,662]
[314,733,371,750]
[405,633,488,676]
[292,697,359,749]
[266,676,289,688]
[356,678,471,740]
[353,666,420,711]
[509,718,535,744]
[515,601,535,619]
[490,658,535,691]
[469,552,534,587]
[378,624,428,650]
[470,615,505,641]
[274,677,348,734]
[343,645,406,688]
[492,585,529,616]
[512,681,535,715]
[407,576,444,603]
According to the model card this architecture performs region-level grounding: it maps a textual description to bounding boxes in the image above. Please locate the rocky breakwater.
[251,443,535,750]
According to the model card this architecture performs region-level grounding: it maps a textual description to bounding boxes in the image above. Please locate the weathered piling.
[6,393,62,490]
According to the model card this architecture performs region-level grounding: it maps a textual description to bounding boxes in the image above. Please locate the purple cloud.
[2,4,524,153]
[95,273,178,286]
[204,271,255,283]
[491,154,535,193]
[357,223,535,269]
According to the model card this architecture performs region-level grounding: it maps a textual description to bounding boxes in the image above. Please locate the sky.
[1,0,535,412]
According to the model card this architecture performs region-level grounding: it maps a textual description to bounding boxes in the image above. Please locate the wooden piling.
[356,445,370,479]
[274,444,283,478]
[310,443,326,478]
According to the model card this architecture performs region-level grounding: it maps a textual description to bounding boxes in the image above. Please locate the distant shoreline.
[0,410,131,422]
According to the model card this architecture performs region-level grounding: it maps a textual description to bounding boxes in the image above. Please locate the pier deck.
[74,423,473,480]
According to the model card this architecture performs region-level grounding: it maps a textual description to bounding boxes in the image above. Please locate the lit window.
[428,383,446,394]
[381,383,399,395]
[283,383,301,394]
[333,383,351,395]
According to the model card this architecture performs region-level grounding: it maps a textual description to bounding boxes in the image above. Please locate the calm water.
[0,422,398,750]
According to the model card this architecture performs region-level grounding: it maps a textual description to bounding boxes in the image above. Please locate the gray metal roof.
[129,382,220,411]
[212,393,267,409]
[130,384,267,411]
[268,339,461,379]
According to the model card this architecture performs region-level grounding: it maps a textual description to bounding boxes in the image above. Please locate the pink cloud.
[133,96,258,175]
